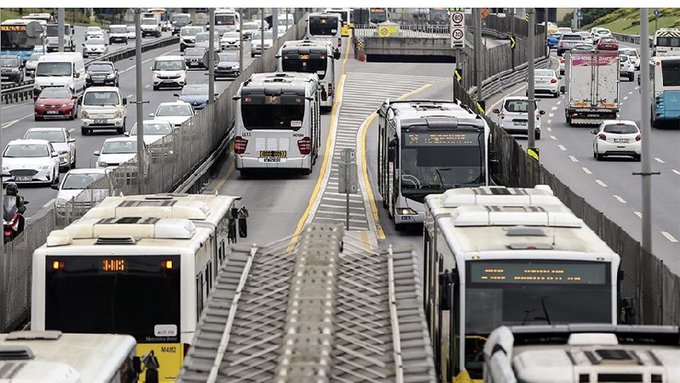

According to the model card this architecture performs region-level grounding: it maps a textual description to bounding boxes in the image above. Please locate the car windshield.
[4,144,49,158]
[28,53,43,62]
[38,87,72,99]
[142,18,156,25]
[83,91,120,106]
[195,33,218,43]
[154,60,184,70]
[87,27,101,32]
[503,99,537,113]
[110,26,127,34]
[156,104,193,116]
[597,29,610,34]
[184,48,205,56]
[25,130,65,143]
[561,34,582,41]
[36,62,72,76]
[0,57,20,67]
[86,38,105,45]
[102,140,136,154]
[88,63,113,73]
[181,84,208,96]
[219,52,239,62]
[62,172,105,189]
[600,38,616,43]
[603,123,638,134]
[132,122,173,136]
[574,44,593,50]
[620,55,628,62]
[181,27,202,36]
[535,69,554,77]
[172,16,190,24]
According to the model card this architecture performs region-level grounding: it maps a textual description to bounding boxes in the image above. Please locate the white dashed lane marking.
[551,106,558,111]
[623,96,628,100]
[662,231,679,243]
[548,112,554,118]
[582,167,592,174]
[558,144,566,151]
[550,135,557,140]
[634,211,642,219]
[596,179,607,187]
[569,155,578,162]
[654,157,665,164]
[673,169,680,175]
[547,127,552,132]
[613,195,627,204]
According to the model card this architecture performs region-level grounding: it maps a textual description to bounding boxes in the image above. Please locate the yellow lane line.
[211,162,235,194]
[290,42,351,242]
[358,83,435,241]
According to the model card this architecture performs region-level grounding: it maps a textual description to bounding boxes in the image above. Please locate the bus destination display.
[469,261,608,285]
[405,132,478,146]
[1,25,27,32]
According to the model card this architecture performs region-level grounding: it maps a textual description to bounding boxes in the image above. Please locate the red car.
[596,37,619,51]
[34,87,78,121]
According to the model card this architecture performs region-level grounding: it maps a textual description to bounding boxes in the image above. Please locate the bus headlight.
[399,208,418,216]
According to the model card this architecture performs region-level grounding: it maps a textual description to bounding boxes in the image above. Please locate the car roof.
[8,139,51,145]
[66,168,107,175]
[503,96,530,101]
[157,101,191,106]
[156,55,184,61]
[26,127,67,132]
[602,119,637,126]
[103,137,137,143]
[83,86,120,92]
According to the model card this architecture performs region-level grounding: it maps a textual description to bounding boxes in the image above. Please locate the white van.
[80,86,127,135]
[33,52,86,99]
[151,55,186,90]
[277,39,341,113]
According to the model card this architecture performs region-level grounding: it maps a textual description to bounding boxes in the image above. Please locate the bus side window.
[196,273,204,319]
[207,262,213,293]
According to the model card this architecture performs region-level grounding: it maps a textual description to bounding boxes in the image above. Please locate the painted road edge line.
[661,231,678,243]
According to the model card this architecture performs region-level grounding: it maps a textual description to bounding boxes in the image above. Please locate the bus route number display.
[1,25,27,32]
[101,259,126,272]
[405,132,477,146]
[469,261,607,285]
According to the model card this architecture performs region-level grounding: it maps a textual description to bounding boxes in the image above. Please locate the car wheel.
[554,91,559,98]
[71,154,76,169]
[81,127,88,135]
[634,154,641,162]
[301,167,312,176]
[34,115,42,121]
[53,169,60,184]
[153,85,159,90]
[595,153,603,161]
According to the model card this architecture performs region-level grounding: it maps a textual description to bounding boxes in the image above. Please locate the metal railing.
[470,56,551,101]
[353,24,450,38]
[0,11,308,332]
[1,35,179,105]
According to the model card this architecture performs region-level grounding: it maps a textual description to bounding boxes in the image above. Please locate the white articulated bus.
[0,331,139,383]
[484,325,680,383]
[377,100,491,230]
[305,13,342,49]
[277,39,341,113]
[32,194,247,383]
[324,8,352,37]
[233,72,321,176]
[648,56,680,127]
[423,196,621,383]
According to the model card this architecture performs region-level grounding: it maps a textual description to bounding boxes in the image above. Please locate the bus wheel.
[301,167,312,176]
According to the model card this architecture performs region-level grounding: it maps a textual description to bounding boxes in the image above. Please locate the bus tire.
[239,169,251,178]
[301,167,312,176]
[321,106,332,114]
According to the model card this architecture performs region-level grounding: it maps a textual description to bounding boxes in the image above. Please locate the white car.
[492,96,544,140]
[179,26,204,52]
[2,139,60,185]
[52,168,112,213]
[128,120,174,145]
[85,30,104,41]
[82,38,108,58]
[126,25,136,40]
[251,30,273,57]
[530,69,560,98]
[94,137,148,171]
[23,127,76,171]
[241,21,260,40]
[619,54,635,81]
[80,86,127,135]
[592,120,641,161]
[151,56,186,90]
[592,28,612,40]
[557,27,572,35]
[576,31,593,45]
[619,47,640,70]
[220,31,240,50]
[150,101,195,127]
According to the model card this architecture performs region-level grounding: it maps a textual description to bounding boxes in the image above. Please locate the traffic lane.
[207,114,333,246]
[345,60,453,78]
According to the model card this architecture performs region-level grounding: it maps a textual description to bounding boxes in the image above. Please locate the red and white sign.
[450,11,465,48]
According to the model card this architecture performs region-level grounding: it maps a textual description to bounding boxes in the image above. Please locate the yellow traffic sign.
[454,68,462,82]
[475,101,485,114]
[510,36,517,49]
[527,147,540,161]
[378,26,390,37]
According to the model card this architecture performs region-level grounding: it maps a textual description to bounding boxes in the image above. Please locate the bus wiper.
[539,296,552,325]
[433,168,446,188]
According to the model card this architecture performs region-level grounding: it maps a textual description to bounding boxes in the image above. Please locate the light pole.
[134,9,145,194]
[473,8,482,107]
[58,8,65,52]
[239,8,244,73]
[208,8,215,105]
[527,8,536,151]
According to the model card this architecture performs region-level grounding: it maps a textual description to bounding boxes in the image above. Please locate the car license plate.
[259,150,287,158]
[587,114,600,117]
[263,157,281,163]
[613,138,629,143]
[46,110,59,114]
[94,119,107,124]
[15,176,31,182]
[513,121,527,126]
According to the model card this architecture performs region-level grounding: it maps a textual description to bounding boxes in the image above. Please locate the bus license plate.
[260,151,286,158]
[263,157,281,163]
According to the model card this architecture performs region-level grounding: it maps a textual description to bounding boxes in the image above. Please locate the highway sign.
[576,10,583,19]
[450,10,465,48]
[654,10,661,17]
[510,36,517,49]
[481,8,489,19]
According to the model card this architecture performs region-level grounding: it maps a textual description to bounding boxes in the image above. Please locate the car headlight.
[81,110,89,119]
[39,164,50,170]
[98,161,108,167]
[106,74,116,79]
[399,208,418,216]
[233,65,240,69]
[114,110,123,118]
[36,103,46,108]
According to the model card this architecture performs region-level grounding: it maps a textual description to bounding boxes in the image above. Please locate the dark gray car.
[215,51,240,79]
[184,47,208,69]
[0,56,24,84]
[86,62,119,87]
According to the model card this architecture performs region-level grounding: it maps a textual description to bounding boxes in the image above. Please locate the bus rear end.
[280,44,335,112]
[234,74,318,175]
[652,57,680,127]
[37,253,183,382]
[306,14,341,49]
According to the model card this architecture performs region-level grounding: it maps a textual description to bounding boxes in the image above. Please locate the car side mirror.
[51,151,58,157]
[93,151,100,156]
[50,184,60,190]
[148,113,155,117]
[492,108,500,114]
[81,43,85,46]
[173,93,179,97]
[334,50,341,60]
[68,138,76,143]
[539,110,546,115]
[590,129,598,134]
[74,72,80,78]
[122,98,127,105]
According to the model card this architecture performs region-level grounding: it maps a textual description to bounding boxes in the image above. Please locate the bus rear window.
[282,58,327,79]
[241,102,305,130]
[309,17,338,36]
[661,60,680,87]
[45,255,181,343]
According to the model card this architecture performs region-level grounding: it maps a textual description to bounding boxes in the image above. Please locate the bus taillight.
[297,137,312,155]
[234,136,248,154]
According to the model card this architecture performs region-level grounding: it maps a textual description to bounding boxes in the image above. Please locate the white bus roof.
[385,99,483,121]
[437,204,617,257]
[80,193,239,227]
[281,39,335,49]
[485,325,680,383]
[0,331,135,383]
[426,185,556,212]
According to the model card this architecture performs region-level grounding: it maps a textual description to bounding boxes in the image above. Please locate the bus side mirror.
[334,49,341,60]
[637,75,641,86]
[237,206,249,238]
[439,270,455,311]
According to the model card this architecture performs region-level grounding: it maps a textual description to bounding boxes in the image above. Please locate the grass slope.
[584,8,680,35]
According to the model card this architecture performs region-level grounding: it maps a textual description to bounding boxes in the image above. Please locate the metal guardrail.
[1,36,178,105]
[611,32,652,46]
[469,55,551,102]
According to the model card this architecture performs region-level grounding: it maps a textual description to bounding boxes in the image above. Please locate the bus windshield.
[1,29,30,50]
[661,60,680,86]
[309,16,338,36]
[400,130,484,199]
[241,95,305,130]
[370,8,387,24]
[282,57,327,79]
[45,255,181,343]
[215,14,236,26]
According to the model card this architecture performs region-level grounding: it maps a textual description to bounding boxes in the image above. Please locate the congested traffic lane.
[2,40,255,218]
[480,48,680,269]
